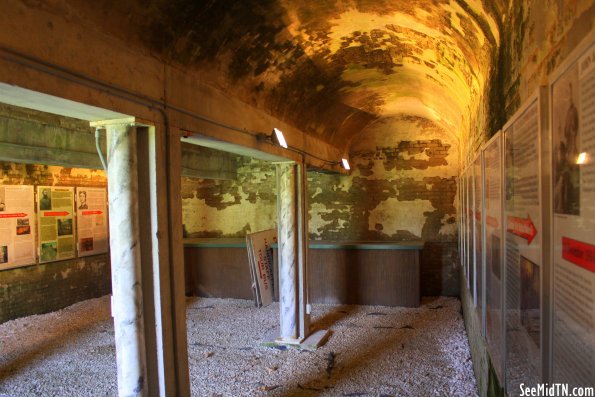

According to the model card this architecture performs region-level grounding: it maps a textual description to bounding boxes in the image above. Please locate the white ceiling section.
[0,83,129,122]
[182,134,291,163]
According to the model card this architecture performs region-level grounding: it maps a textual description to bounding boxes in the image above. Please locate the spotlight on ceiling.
[273,128,288,149]
[341,158,351,170]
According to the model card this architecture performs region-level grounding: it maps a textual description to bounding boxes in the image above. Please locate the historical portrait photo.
[553,66,581,215]
[40,189,52,211]
[78,190,88,210]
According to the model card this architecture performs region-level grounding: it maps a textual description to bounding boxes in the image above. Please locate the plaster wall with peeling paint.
[181,114,460,295]
[182,158,278,238]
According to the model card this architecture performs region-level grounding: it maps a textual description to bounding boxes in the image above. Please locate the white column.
[276,163,299,341]
[296,163,311,337]
[107,123,147,397]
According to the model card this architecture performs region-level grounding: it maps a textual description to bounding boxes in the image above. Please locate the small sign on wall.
[37,186,76,263]
[76,187,108,256]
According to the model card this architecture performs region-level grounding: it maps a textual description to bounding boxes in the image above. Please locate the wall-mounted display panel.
[483,132,504,383]
[467,166,475,292]
[504,94,543,394]
[0,185,36,269]
[461,171,468,278]
[37,186,75,263]
[76,187,108,257]
[551,36,595,387]
[474,154,483,311]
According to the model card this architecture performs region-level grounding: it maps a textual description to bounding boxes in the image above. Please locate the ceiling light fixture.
[273,128,288,149]
[577,152,588,165]
[258,127,288,149]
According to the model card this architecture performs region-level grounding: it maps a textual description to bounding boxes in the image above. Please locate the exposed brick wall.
[0,256,110,323]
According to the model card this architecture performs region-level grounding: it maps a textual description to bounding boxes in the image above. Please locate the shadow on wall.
[420,242,459,297]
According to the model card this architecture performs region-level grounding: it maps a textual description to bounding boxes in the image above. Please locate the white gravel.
[0,296,477,397]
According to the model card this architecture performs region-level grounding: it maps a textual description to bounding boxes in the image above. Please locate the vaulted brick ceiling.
[78,0,502,151]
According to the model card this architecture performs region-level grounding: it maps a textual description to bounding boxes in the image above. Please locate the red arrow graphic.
[507,215,537,244]
[0,212,27,218]
[81,210,103,216]
[44,211,69,217]
[562,237,595,273]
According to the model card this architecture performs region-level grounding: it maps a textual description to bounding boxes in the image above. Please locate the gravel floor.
[0,296,477,397]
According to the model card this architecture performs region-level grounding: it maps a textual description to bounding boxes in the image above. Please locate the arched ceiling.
[71,0,503,152]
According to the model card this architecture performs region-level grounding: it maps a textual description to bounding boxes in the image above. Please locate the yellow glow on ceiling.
[326,9,443,54]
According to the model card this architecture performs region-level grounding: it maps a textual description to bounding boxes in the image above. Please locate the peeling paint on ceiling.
[63,0,502,153]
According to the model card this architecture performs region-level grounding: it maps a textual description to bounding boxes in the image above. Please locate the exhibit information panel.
[0,185,36,269]
[461,172,468,278]
[483,134,504,381]
[551,41,595,387]
[504,98,543,394]
[467,168,475,292]
[76,187,108,257]
[37,186,75,263]
[474,154,483,310]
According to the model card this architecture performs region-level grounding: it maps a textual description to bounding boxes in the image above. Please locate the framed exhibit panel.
[76,187,108,257]
[483,132,504,383]
[550,32,595,388]
[0,185,37,270]
[467,165,475,293]
[461,170,468,279]
[459,174,463,271]
[37,186,75,263]
[504,91,544,394]
[473,153,484,313]
[461,172,469,279]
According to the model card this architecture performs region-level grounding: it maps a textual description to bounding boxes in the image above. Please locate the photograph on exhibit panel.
[520,255,540,348]
[552,64,581,216]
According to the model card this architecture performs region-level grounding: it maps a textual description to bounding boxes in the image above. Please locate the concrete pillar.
[106,123,147,397]
[276,162,300,341]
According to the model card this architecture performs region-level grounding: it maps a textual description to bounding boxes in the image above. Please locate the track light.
[258,128,288,149]
[577,152,588,165]
[273,128,288,149]
[341,158,350,170]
